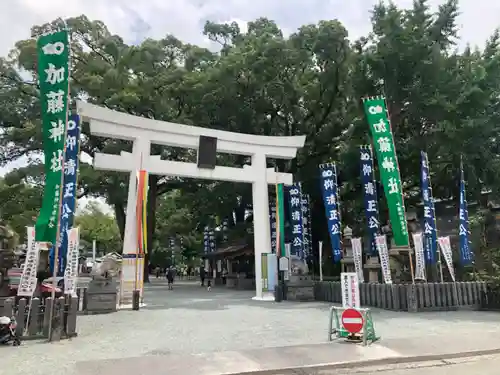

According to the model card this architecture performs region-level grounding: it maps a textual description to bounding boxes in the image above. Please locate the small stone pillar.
[340,226,355,273]
[364,256,380,283]
[389,238,413,282]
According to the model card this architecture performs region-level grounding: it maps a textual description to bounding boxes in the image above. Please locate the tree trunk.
[144,174,159,283]
[113,201,126,242]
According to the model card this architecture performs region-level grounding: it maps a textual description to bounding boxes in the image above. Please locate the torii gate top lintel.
[77,101,306,159]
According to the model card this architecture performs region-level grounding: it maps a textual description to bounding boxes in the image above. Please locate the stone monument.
[385,212,415,283]
[86,253,120,313]
[287,251,314,301]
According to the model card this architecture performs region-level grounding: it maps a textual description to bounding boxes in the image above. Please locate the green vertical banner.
[276,183,286,257]
[362,97,409,246]
[35,30,70,243]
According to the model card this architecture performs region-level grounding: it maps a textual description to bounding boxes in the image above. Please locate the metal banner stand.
[327,306,379,346]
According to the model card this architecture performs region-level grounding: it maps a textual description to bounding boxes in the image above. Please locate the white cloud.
[0,0,499,57]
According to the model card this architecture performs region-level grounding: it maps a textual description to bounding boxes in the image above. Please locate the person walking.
[167,267,174,290]
[222,268,228,285]
[200,265,206,287]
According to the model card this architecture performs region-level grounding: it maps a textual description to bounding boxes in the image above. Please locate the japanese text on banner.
[363,97,409,247]
[54,115,80,275]
[35,29,70,243]
[412,232,427,281]
[360,146,380,255]
[300,193,312,260]
[438,236,456,281]
[459,159,473,265]
[64,227,80,296]
[288,183,304,259]
[17,227,40,297]
[375,235,392,284]
[203,226,209,253]
[209,229,216,253]
[351,238,364,283]
[269,201,277,253]
[319,163,342,262]
[421,151,437,264]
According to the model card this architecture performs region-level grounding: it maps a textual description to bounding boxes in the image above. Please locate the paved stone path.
[306,354,500,374]
[2,279,500,375]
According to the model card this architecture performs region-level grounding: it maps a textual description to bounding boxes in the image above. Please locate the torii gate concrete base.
[77,101,305,306]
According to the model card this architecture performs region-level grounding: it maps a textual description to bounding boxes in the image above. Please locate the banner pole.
[48,22,71,342]
[425,153,444,283]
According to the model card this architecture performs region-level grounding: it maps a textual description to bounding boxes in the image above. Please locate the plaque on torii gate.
[77,101,305,305]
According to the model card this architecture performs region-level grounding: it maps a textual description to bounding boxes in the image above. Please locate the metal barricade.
[327,306,379,346]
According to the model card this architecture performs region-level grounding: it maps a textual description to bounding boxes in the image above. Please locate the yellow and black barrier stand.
[327,306,380,346]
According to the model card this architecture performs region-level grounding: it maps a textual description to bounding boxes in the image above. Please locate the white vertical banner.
[341,272,360,308]
[64,227,80,296]
[351,237,364,283]
[92,239,97,262]
[204,259,209,272]
[216,260,222,272]
[375,235,392,284]
[17,227,40,297]
[284,243,291,281]
[438,236,455,282]
[412,232,427,281]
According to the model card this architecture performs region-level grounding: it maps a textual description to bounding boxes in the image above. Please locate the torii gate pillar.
[77,101,305,305]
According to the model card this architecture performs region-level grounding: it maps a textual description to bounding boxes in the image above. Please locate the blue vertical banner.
[288,184,304,258]
[222,218,229,243]
[319,163,342,262]
[300,190,312,260]
[269,201,277,253]
[209,229,216,253]
[421,151,437,264]
[203,226,210,254]
[169,237,175,265]
[360,146,380,255]
[459,157,473,265]
[51,115,80,276]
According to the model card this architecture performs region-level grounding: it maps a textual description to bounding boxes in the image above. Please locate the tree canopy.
[1,0,500,275]
[74,200,121,254]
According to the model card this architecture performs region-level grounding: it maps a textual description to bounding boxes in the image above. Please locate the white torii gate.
[77,101,305,304]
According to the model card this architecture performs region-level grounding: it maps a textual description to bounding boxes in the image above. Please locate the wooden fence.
[314,281,487,312]
[1,296,78,340]
[480,289,500,311]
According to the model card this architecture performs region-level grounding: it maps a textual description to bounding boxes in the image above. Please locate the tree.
[1,0,500,279]
[74,201,121,254]
[347,0,500,207]
[0,172,42,242]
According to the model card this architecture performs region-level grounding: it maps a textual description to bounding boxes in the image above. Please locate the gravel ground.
[2,279,500,375]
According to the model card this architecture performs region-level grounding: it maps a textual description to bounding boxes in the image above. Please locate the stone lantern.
[340,225,355,273]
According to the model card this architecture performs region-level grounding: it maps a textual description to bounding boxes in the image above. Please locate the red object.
[341,308,364,334]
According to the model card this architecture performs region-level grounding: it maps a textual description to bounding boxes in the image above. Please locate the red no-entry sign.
[341,308,364,334]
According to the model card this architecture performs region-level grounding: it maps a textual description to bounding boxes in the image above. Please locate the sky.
[0,0,499,58]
